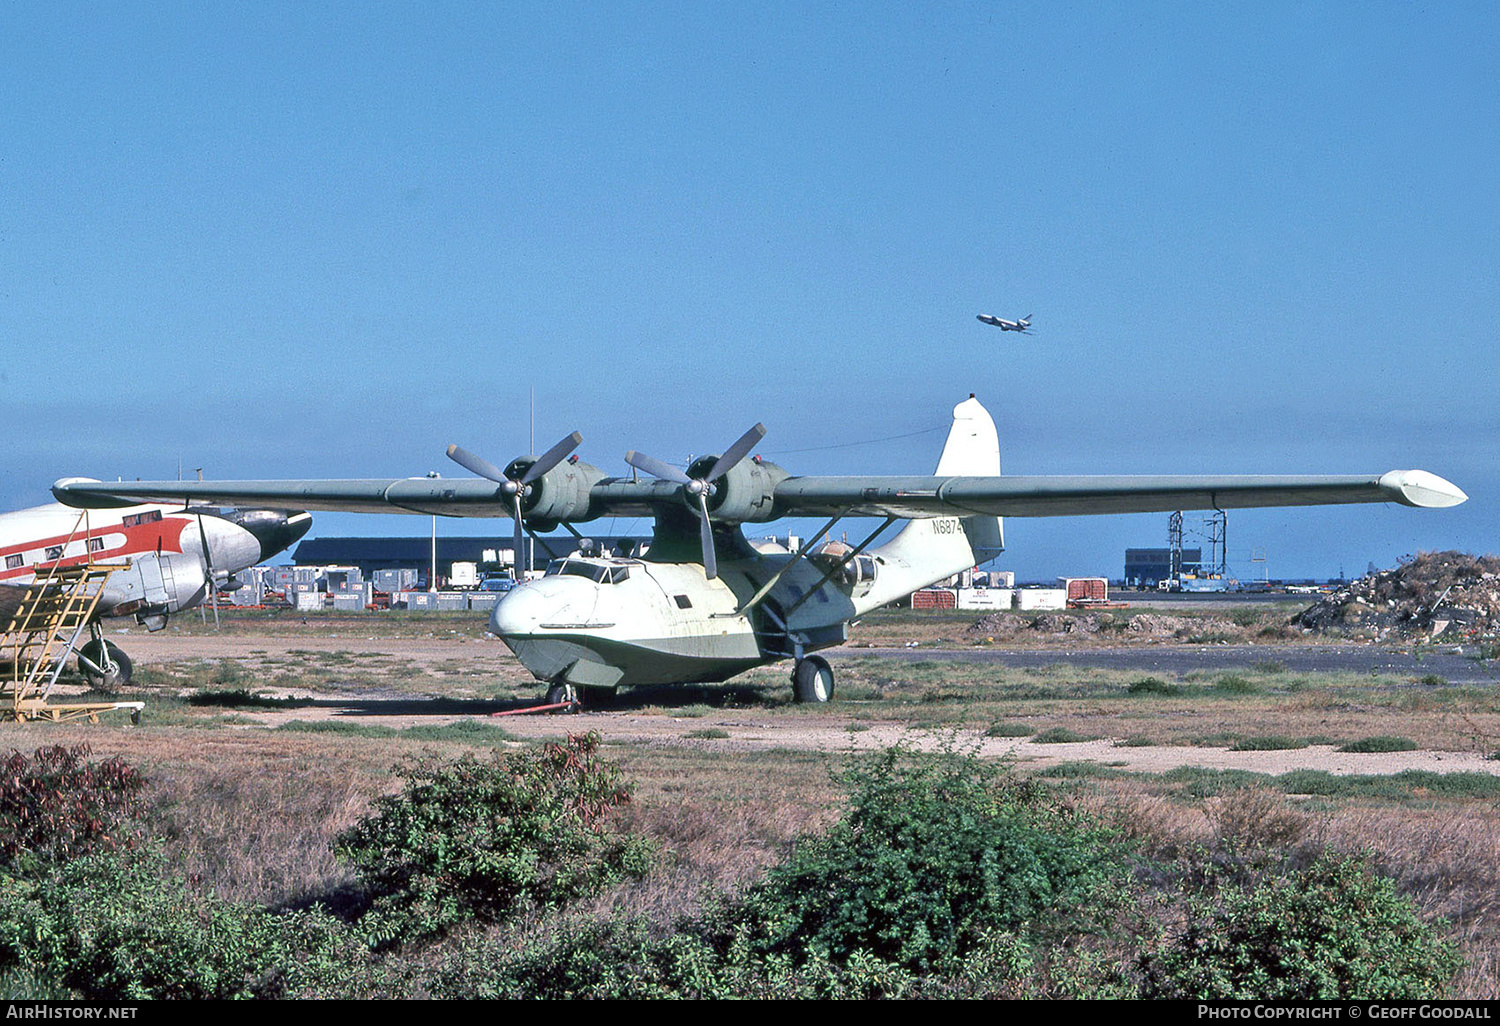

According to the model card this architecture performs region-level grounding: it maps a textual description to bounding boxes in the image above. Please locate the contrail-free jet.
[2,498,310,687]
[53,396,1465,706]
[977,313,1032,331]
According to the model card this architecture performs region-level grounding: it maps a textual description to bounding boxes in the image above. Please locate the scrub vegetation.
[0,737,1473,999]
[3,605,1499,998]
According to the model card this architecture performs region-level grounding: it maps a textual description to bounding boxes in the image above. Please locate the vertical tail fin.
[859,396,1004,611]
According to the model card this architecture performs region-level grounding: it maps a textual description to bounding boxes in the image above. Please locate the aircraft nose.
[490,586,547,637]
[226,509,313,563]
[490,578,596,638]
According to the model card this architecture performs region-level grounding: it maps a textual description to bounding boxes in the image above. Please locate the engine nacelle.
[96,551,208,618]
[510,457,608,528]
[689,456,789,524]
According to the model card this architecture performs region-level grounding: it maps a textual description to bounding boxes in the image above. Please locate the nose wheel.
[792,655,834,704]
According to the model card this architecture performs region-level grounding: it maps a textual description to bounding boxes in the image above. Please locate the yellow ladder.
[1,561,144,724]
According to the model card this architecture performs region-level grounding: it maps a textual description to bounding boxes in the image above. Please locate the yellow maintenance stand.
[0,561,144,724]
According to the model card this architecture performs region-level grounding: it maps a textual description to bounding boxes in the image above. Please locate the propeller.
[625,422,766,580]
[446,431,582,579]
[192,512,221,630]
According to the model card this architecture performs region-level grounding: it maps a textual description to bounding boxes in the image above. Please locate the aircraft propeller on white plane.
[624,422,767,580]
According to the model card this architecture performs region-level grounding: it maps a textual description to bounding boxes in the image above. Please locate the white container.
[956,588,1015,610]
[1017,588,1067,611]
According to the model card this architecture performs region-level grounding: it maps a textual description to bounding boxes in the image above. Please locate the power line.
[761,424,945,457]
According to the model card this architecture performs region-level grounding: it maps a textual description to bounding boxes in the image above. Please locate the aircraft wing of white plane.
[53,468,1466,521]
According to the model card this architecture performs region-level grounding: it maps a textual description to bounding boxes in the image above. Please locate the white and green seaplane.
[53,396,1465,706]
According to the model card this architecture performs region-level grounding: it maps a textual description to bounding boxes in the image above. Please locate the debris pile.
[963,609,1247,642]
[1293,551,1500,640]
[965,613,1030,637]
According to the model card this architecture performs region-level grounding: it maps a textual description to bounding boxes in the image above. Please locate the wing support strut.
[725,514,845,617]
[780,516,898,621]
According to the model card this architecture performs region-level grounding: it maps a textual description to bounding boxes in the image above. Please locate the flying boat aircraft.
[1,499,310,687]
[52,396,1466,706]
[977,313,1032,332]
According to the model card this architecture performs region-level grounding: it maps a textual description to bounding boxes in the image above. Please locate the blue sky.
[4,3,1494,580]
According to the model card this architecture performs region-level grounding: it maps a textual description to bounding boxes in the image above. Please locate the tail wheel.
[78,640,132,692]
[793,655,834,704]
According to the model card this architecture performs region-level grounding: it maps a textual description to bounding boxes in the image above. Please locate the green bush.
[0,745,145,871]
[424,912,1051,1000]
[722,745,1131,974]
[0,845,365,999]
[1139,853,1462,999]
[335,732,656,946]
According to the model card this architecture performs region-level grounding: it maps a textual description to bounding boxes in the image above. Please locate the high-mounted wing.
[53,468,1465,522]
[770,469,1467,519]
[52,477,515,517]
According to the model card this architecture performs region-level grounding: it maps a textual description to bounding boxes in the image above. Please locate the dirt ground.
[85,620,1500,779]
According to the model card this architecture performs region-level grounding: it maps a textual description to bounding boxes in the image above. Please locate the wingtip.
[51,477,140,509]
[1379,470,1468,508]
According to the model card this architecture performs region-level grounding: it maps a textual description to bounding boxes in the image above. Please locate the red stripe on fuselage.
[0,517,190,582]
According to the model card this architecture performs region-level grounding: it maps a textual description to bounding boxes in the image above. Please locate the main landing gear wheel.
[545,682,578,711]
[78,640,132,692]
[792,655,834,704]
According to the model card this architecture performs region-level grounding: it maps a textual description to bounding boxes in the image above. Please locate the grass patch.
[1339,736,1420,753]
[1231,736,1310,751]
[276,718,515,743]
[1213,675,1260,695]
[1031,727,1096,744]
[985,722,1034,738]
[1127,677,1181,696]
[1160,765,1500,801]
[1035,761,1128,779]
[684,728,730,740]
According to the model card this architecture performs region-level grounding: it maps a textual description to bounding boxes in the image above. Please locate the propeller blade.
[446,445,511,486]
[704,423,767,483]
[625,450,693,485]
[193,513,220,630]
[698,492,718,580]
[521,431,584,485]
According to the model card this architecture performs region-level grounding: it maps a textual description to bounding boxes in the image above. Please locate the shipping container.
[293,590,326,612]
[911,588,957,610]
[1017,588,1067,611]
[956,588,1015,610]
[1063,577,1109,606]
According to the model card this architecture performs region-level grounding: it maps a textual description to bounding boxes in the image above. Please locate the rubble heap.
[1293,551,1500,640]
[963,610,1240,640]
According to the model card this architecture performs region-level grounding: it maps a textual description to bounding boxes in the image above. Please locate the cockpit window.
[544,559,629,585]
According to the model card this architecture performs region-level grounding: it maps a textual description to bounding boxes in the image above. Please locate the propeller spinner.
[446,431,583,579]
[625,422,766,579]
